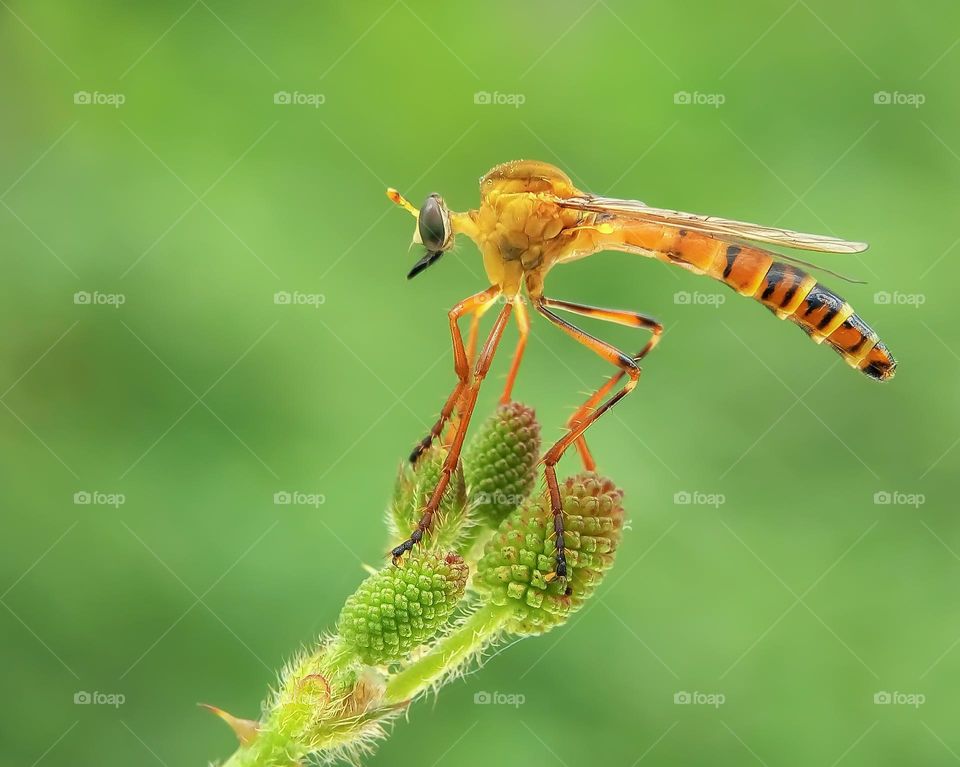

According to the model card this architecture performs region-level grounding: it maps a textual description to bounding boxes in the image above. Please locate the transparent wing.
[557,194,869,254]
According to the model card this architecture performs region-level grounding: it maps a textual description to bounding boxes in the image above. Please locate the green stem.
[221,732,294,767]
[220,609,513,766]
[220,639,359,767]
[384,603,512,705]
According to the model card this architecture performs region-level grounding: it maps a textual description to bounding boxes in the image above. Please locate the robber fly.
[387,159,896,579]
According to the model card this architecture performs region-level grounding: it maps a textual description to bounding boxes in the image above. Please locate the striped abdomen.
[613,223,897,380]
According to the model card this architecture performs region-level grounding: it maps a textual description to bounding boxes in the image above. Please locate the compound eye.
[418,194,447,251]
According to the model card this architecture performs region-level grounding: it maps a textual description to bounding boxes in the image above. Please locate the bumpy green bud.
[338,552,469,665]
[463,402,541,528]
[474,473,624,636]
[389,446,467,550]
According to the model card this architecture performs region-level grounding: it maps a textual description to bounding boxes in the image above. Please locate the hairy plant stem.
[384,603,512,705]
[221,730,291,767]
[221,640,360,767]
[207,405,625,767]
[220,607,513,767]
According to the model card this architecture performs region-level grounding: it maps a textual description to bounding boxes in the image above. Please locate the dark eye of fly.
[418,194,446,251]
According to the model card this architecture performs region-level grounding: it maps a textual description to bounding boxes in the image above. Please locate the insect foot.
[390,402,542,565]
[474,472,625,636]
[408,434,433,464]
[389,446,467,554]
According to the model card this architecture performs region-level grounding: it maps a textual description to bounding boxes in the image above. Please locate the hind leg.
[532,296,660,578]
[545,299,662,469]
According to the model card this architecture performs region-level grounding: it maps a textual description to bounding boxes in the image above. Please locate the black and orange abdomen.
[751,259,896,380]
[611,223,897,380]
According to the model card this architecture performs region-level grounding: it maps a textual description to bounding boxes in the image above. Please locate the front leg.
[442,295,526,445]
[393,299,514,564]
[409,286,500,464]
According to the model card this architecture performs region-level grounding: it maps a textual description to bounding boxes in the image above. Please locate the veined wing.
[557,194,869,254]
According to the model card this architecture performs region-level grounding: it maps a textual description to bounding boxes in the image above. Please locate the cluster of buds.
[214,402,627,767]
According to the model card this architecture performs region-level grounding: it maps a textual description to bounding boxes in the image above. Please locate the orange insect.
[387,159,896,579]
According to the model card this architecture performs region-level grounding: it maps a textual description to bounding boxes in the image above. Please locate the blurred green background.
[2,1,958,764]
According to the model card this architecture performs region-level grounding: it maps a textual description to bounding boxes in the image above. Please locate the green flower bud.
[463,402,540,528]
[338,552,469,665]
[474,473,624,636]
[389,446,467,551]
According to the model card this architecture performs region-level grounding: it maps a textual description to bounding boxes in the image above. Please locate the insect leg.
[393,300,514,564]
[543,298,662,469]
[409,286,501,464]
[464,292,499,369]
[532,297,651,579]
[445,295,525,443]
[456,292,501,433]
[500,297,529,404]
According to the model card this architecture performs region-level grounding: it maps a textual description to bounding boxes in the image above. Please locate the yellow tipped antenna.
[387,187,418,217]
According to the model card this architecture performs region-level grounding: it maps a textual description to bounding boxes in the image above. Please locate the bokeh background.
[2,1,958,765]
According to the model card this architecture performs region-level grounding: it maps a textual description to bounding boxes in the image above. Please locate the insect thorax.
[476,193,580,280]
